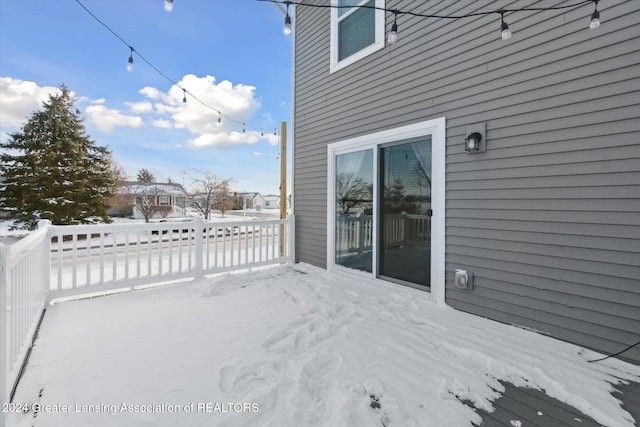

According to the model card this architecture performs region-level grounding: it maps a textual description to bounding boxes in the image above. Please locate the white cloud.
[154,103,181,116]
[139,74,275,148]
[187,131,261,148]
[152,119,173,129]
[125,101,153,114]
[85,105,144,132]
[139,86,164,100]
[0,77,61,127]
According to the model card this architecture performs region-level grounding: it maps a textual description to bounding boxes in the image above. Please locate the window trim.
[327,118,447,306]
[330,0,386,74]
[158,195,171,206]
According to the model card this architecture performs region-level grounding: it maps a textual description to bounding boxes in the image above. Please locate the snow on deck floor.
[8,264,640,427]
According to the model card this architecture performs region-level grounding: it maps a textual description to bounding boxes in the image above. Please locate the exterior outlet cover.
[454,269,473,290]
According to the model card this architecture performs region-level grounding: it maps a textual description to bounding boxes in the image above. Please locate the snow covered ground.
[7,264,640,427]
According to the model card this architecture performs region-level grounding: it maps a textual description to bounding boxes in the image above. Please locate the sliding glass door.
[332,139,432,288]
[378,139,431,287]
[328,119,445,299]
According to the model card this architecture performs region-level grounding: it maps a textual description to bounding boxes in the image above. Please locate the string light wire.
[260,0,600,40]
[259,0,596,20]
[75,0,601,134]
[74,0,278,136]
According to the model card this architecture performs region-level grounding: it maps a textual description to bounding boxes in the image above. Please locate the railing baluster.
[168,229,173,274]
[112,232,117,281]
[222,228,226,268]
[136,232,141,278]
[252,225,256,263]
[72,234,78,289]
[124,232,130,279]
[86,233,91,286]
[147,230,152,276]
[99,233,105,284]
[229,226,235,267]
[204,225,210,270]
[56,234,63,290]
[272,224,276,261]
[237,225,242,265]
[157,230,163,276]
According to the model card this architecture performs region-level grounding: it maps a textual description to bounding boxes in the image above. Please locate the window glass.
[337,0,366,17]
[378,139,432,287]
[331,0,383,72]
[335,150,373,273]
[338,2,376,61]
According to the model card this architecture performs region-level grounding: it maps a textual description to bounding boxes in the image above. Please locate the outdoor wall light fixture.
[465,133,482,152]
[465,123,486,153]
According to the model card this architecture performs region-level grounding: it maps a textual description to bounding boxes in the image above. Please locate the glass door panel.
[335,150,374,272]
[378,139,432,287]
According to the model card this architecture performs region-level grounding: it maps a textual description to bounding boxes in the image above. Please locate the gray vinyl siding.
[293,0,640,365]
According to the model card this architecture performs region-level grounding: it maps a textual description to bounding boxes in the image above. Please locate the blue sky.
[0,0,292,195]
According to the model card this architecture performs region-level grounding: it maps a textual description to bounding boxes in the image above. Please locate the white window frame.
[327,118,446,306]
[158,195,171,206]
[330,0,386,74]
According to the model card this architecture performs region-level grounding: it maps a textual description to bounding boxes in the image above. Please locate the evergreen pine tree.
[0,85,113,229]
[137,168,155,183]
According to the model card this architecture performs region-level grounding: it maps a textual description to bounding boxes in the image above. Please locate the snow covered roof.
[235,192,262,199]
[121,181,187,196]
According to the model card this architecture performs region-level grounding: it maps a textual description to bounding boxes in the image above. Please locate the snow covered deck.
[7,265,640,427]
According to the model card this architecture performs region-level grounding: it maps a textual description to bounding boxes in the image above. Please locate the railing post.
[193,217,204,278]
[38,220,52,304]
[0,243,8,427]
[287,214,295,264]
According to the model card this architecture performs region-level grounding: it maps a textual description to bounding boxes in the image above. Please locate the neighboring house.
[109,182,188,219]
[235,192,265,210]
[263,194,280,209]
[292,0,639,376]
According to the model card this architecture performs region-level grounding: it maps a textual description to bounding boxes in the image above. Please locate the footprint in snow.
[288,352,343,418]
[262,307,353,355]
[219,359,286,401]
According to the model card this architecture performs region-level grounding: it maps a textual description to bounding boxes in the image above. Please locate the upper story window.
[330,0,385,73]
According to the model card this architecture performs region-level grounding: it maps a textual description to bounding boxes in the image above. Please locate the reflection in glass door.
[378,139,432,287]
[335,150,374,273]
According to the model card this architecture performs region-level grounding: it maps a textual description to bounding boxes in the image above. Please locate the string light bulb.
[164,0,174,12]
[217,112,222,127]
[284,2,292,36]
[500,12,512,40]
[388,12,398,44]
[243,123,246,133]
[589,0,600,29]
[127,47,134,71]
[182,88,187,103]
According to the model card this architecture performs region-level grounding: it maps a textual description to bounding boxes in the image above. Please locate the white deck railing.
[336,214,430,255]
[0,224,50,423]
[0,216,294,425]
